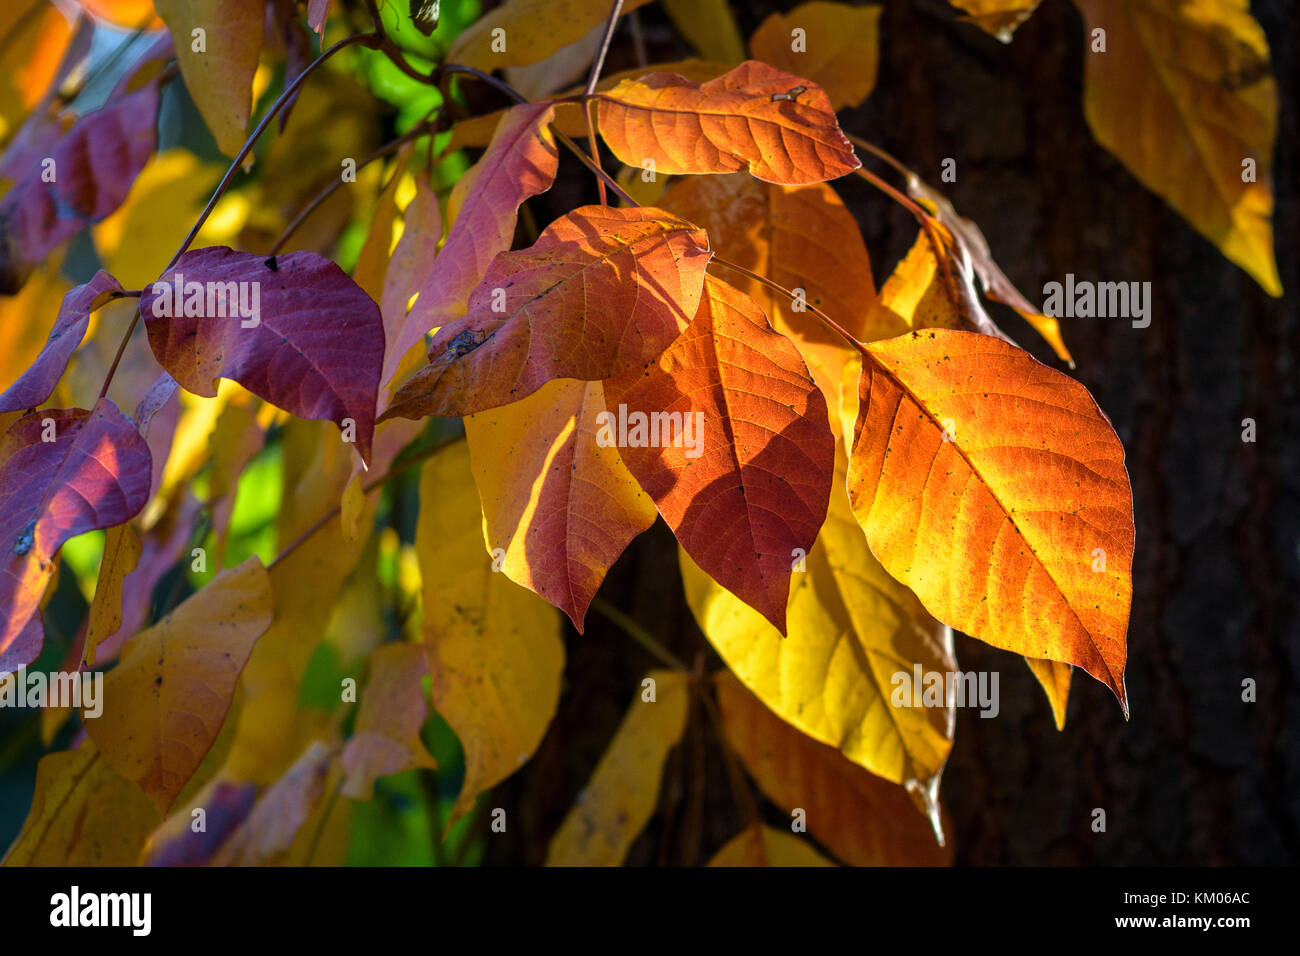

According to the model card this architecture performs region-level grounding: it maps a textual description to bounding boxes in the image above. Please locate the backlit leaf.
[154,0,263,157]
[0,270,124,414]
[141,247,384,464]
[395,102,558,395]
[465,378,656,631]
[949,0,1042,41]
[417,441,564,827]
[85,557,274,814]
[447,0,654,71]
[0,399,152,671]
[1026,656,1072,730]
[681,442,954,795]
[848,328,1133,708]
[1074,0,1280,295]
[382,205,711,421]
[714,670,951,865]
[605,276,834,633]
[595,60,860,185]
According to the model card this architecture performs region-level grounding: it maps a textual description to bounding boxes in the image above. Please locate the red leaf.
[0,399,152,669]
[0,270,124,413]
[0,84,159,293]
[604,277,834,632]
[140,247,384,464]
[381,205,711,421]
[394,102,558,392]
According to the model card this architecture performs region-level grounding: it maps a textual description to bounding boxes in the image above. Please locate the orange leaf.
[605,276,834,633]
[948,1,1042,42]
[714,671,951,865]
[465,378,656,631]
[848,329,1133,709]
[381,205,711,421]
[1026,656,1072,730]
[595,60,860,185]
[658,172,892,432]
[396,102,558,392]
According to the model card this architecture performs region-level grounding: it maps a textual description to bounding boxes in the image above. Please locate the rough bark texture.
[488,0,1300,866]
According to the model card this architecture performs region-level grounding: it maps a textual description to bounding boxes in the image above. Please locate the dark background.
[491,0,1300,865]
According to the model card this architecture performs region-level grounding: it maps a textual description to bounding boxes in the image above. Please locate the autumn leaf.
[0,270,124,413]
[708,823,834,867]
[663,0,746,64]
[141,246,385,464]
[417,441,564,827]
[595,60,860,185]
[141,779,257,866]
[2,746,159,866]
[382,205,711,421]
[1026,657,1072,730]
[848,328,1133,709]
[545,671,690,866]
[606,276,834,633]
[0,399,152,671]
[212,741,338,866]
[1073,0,1280,295]
[378,175,442,399]
[714,671,951,865]
[465,378,656,631]
[82,522,141,668]
[218,419,378,785]
[394,102,559,395]
[657,172,891,429]
[154,0,262,157]
[949,0,1042,42]
[681,442,954,798]
[446,0,655,71]
[0,83,159,293]
[905,176,1074,364]
[85,557,274,814]
[749,2,883,110]
[339,642,438,800]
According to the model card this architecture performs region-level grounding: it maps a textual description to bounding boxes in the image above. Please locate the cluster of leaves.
[0,0,1279,865]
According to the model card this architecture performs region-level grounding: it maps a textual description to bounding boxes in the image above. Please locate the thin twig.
[589,596,688,671]
[164,32,377,272]
[267,436,456,572]
[580,0,626,204]
[268,117,437,256]
[846,132,913,181]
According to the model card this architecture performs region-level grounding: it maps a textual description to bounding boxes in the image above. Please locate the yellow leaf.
[681,441,954,794]
[83,523,142,667]
[92,149,230,288]
[220,421,377,784]
[417,441,564,827]
[2,746,159,866]
[1074,0,1280,295]
[749,2,882,110]
[708,823,834,867]
[1026,656,1072,730]
[448,0,655,71]
[714,670,951,864]
[545,670,689,866]
[155,0,263,157]
[664,0,745,63]
[86,557,274,814]
[465,378,656,630]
